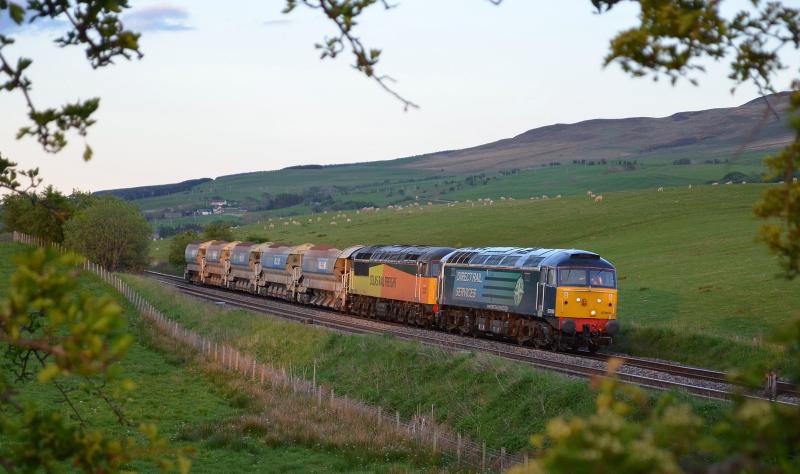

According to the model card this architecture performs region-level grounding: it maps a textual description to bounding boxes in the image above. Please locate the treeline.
[96,177,213,201]
[2,189,151,270]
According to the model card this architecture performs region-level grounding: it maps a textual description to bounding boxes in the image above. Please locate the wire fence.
[13,231,528,472]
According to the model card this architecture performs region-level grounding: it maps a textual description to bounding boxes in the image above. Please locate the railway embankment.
[123,273,729,454]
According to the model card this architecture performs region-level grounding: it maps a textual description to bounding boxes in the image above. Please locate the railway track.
[142,270,797,404]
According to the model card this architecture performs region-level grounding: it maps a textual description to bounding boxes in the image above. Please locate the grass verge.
[125,274,729,453]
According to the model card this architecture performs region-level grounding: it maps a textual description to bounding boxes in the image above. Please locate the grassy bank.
[125,274,728,453]
[0,243,440,472]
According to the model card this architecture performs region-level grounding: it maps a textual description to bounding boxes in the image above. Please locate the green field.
[172,183,796,371]
[124,274,727,454]
[132,153,767,222]
[0,243,440,472]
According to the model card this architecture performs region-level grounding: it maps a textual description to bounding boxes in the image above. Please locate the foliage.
[755,90,800,278]
[0,0,141,159]
[512,351,800,474]
[283,0,418,111]
[1,186,73,242]
[202,221,235,241]
[168,231,200,266]
[0,246,188,472]
[244,234,270,243]
[64,197,152,270]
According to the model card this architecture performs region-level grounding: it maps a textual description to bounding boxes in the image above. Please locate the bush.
[64,197,152,270]
[203,221,234,241]
[169,231,201,266]
[244,234,269,243]
[1,186,73,243]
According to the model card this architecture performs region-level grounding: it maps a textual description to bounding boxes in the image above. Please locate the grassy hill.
[103,93,791,237]
[402,92,793,173]
[151,184,797,371]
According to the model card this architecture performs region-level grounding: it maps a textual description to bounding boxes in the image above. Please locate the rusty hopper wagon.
[255,243,294,300]
[202,240,240,287]
[184,240,215,284]
[228,242,259,292]
[292,244,363,309]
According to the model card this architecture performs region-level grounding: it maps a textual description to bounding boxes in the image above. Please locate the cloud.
[123,4,193,32]
[0,11,67,34]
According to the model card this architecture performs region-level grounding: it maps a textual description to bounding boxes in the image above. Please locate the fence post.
[396,411,400,429]
[482,442,486,473]
[457,433,461,464]
[501,447,506,472]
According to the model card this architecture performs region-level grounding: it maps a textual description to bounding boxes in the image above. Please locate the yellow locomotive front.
[555,266,619,349]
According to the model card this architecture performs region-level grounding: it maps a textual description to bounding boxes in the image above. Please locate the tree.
[64,197,152,271]
[1,185,73,242]
[203,221,234,241]
[169,231,200,267]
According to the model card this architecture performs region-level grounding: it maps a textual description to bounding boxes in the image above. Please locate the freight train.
[185,241,619,351]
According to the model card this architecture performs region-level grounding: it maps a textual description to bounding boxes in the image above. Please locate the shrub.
[64,197,151,270]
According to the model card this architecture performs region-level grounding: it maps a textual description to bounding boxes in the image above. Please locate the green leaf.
[83,144,93,162]
[37,364,59,382]
[9,2,24,25]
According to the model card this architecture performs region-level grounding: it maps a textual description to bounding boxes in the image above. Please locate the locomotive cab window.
[547,268,557,285]
[558,268,616,288]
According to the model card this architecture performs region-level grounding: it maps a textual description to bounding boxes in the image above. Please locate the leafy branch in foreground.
[283,0,419,111]
[0,246,190,472]
[0,1,142,158]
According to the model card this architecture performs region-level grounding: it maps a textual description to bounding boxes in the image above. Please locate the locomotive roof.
[441,247,614,270]
[353,245,455,264]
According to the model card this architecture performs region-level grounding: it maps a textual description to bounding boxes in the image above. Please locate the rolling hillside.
[104,93,792,235]
[401,92,793,172]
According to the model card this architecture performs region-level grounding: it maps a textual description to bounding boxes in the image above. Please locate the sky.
[1,0,799,193]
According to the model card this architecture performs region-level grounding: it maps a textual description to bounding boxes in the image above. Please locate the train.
[184,241,619,351]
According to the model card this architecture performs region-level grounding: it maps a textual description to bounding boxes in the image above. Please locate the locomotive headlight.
[590,310,596,316]
[596,298,601,303]
[576,298,581,302]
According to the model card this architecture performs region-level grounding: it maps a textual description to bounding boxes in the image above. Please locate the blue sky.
[1,0,798,192]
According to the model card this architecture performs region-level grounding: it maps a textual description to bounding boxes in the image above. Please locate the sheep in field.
[594,195,603,202]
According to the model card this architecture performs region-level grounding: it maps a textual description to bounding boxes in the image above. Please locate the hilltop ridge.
[399,92,792,173]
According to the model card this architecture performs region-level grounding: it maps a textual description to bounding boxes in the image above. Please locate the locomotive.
[185,241,619,351]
